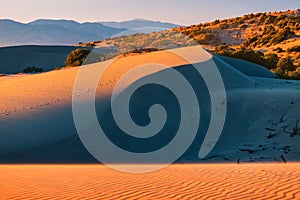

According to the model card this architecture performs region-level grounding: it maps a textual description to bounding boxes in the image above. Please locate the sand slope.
[0,164,299,199]
[0,46,300,163]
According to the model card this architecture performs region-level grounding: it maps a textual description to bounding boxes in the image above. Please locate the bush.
[264,53,279,69]
[213,45,234,56]
[272,67,300,80]
[244,36,258,47]
[270,28,294,45]
[232,49,267,67]
[212,19,220,25]
[287,45,300,52]
[239,24,248,29]
[195,33,214,44]
[218,24,229,30]
[23,66,43,73]
[276,57,295,71]
[274,47,284,53]
[65,48,91,67]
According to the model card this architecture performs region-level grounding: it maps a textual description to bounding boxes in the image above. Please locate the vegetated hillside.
[174,9,300,79]
[75,9,300,79]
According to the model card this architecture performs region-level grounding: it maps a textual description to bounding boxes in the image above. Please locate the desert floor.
[0,164,300,199]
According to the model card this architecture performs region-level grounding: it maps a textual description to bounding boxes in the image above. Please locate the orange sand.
[0,46,194,116]
[0,164,300,199]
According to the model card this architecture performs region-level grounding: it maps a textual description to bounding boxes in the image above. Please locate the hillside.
[76,9,300,79]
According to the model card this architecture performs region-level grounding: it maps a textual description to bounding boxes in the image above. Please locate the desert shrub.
[264,53,279,69]
[211,19,220,25]
[23,66,43,73]
[276,57,295,71]
[213,45,234,56]
[258,13,267,22]
[272,67,300,80]
[270,28,294,45]
[287,45,300,52]
[263,26,276,34]
[287,70,300,80]
[231,49,267,66]
[218,24,229,30]
[265,15,277,24]
[213,48,283,70]
[244,36,258,47]
[195,33,214,44]
[274,47,284,53]
[239,24,248,29]
[248,19,256,24]
[65,48,91,67]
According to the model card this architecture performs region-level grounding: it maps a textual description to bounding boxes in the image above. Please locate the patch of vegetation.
[287,45,300,52]
[274,47,284,53]
[23,66,43,73]
[122,48,161,56]
[213,46,300,79]
[65,48,91,67]
[213,47,276,69]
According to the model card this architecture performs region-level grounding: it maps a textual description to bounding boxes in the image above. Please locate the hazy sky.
[0,0,299,25]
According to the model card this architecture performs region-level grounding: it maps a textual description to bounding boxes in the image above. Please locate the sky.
[0,0,299,25]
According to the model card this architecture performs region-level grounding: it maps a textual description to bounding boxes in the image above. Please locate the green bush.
[65,48,91,67]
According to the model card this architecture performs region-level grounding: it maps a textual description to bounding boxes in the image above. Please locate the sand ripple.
[0,164,300,199]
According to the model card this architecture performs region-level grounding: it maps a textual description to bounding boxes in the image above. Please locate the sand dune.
[0,164,299,199]
[1,46,300,163]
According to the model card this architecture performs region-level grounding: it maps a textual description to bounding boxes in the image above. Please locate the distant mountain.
[100,18,179,30]
[0,19,179,47]
[0,19,126,46]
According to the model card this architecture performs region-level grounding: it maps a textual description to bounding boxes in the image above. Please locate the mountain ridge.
[0,18,178,46]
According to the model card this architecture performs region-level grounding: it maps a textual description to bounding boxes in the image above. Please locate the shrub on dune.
[65,48,91,67]
[23,66,43,73]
